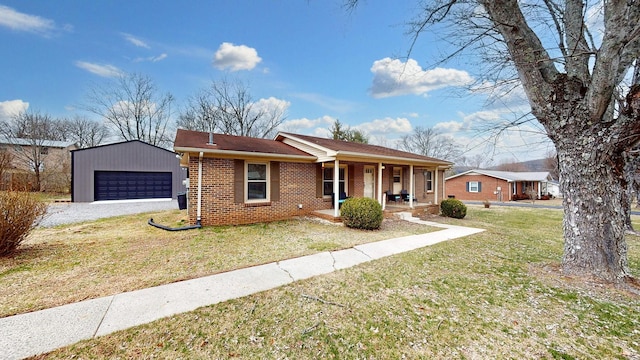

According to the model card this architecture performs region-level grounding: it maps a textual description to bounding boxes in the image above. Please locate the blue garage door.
[94,171,172,201]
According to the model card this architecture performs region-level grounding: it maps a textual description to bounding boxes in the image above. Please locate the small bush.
[440,198,467,219]
[340,197,383,230]
[0,191,48,256]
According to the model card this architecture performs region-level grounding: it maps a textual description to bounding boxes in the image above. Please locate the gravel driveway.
[39,199,179,227]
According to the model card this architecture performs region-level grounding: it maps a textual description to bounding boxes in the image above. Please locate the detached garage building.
[71,140,186,202]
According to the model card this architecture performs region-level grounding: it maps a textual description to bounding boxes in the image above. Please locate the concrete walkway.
[0,213,484,360]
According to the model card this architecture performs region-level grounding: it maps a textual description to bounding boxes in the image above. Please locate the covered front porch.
[319,159,447,218]
[276,132,453,218]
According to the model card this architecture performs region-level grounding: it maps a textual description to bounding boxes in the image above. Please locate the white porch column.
[333,159,340,218]
[409,165,414,209]
[377,162,384,207]
[538,181,542,198]
[435,166,439,205]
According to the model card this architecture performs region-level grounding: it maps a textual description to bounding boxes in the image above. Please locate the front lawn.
[40,206,640,359]
[0,211,435,318]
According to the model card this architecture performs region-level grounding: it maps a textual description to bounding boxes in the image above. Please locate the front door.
[364,166,375,198]
[393,167,402,194]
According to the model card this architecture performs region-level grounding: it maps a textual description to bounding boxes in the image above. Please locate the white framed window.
[323,165,347,197]
[468,181,480,193]
[424,171,433,192]
[245,162,269,202]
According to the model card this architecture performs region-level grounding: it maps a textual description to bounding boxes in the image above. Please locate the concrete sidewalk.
[0,213,484,360]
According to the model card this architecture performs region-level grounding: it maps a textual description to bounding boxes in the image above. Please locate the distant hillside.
[489,159,550,172]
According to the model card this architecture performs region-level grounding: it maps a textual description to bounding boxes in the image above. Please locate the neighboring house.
[71,140,187,202]
[0,137,77,192]
[173,129,453,226]
[547,180,562,198]
[445,169,554,202]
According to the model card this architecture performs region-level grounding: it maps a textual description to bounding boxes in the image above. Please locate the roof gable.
[72,139,175,154]
[276,132,453,166]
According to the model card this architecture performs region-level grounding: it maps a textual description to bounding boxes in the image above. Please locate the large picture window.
[246,162,269,201]
[323,166,346,196]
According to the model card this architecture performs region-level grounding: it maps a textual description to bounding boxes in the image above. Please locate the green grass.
[40,206,640,359]
[0,211,435,317]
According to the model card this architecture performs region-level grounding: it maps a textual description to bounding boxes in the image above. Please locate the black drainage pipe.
[148,218,202,231]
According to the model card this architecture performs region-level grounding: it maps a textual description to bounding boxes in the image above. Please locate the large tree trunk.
[556,137,630,283]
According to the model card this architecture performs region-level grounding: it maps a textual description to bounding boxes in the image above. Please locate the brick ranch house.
[445,169,554,202]
[173,129,453,226]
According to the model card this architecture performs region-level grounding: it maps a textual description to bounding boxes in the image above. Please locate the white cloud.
[370,57,473,98]
[354,117,413,135]
[152,53,168,62]
[75,61,124,78]
[122,33,150,48]
[213,42,262,71]
[434,110,503,133]
[0,5,58,36]
[0,99,29,121]
[134,53,168,63]
[253,97,290,113]
[278,115,335,134]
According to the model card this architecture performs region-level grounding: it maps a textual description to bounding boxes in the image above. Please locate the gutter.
[334,150,454,166]
[173,146,316,162]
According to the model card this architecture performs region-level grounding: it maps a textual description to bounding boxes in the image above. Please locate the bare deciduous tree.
[177,78,287,139]
[456,154,493,170]
[544,149,559,180]
[58,115,110,148]
[348,1,640,284]
[397,126,461,161]
[1,111,58,190]
[84,73,174,147]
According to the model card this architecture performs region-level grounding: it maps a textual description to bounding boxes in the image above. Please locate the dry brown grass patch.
[0,210,435,318]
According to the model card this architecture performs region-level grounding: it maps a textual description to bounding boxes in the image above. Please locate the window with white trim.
[246,162,269,201]
[424,171,433,192]
[468,181,480,193]
[323,166,346,196]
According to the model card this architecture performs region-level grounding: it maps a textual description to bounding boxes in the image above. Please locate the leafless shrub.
[0,191,48,256]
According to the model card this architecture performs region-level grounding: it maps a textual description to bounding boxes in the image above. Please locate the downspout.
[409,165,414,209]
[333,159,340,218]
[378,162,384,209]
[197,151,203,226]
[435,166,439,204]
[147,151,204,231]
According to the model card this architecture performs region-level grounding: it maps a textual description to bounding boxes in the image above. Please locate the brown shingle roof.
[278,132,453,164]
[174,129,312,157]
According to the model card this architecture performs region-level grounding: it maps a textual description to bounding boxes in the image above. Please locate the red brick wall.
[414,168,447,204]
[187,157,329,226]
[351,163,364,197]
[445,174,510,201]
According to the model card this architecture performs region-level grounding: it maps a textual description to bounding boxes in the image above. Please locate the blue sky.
[0,1,553,163]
